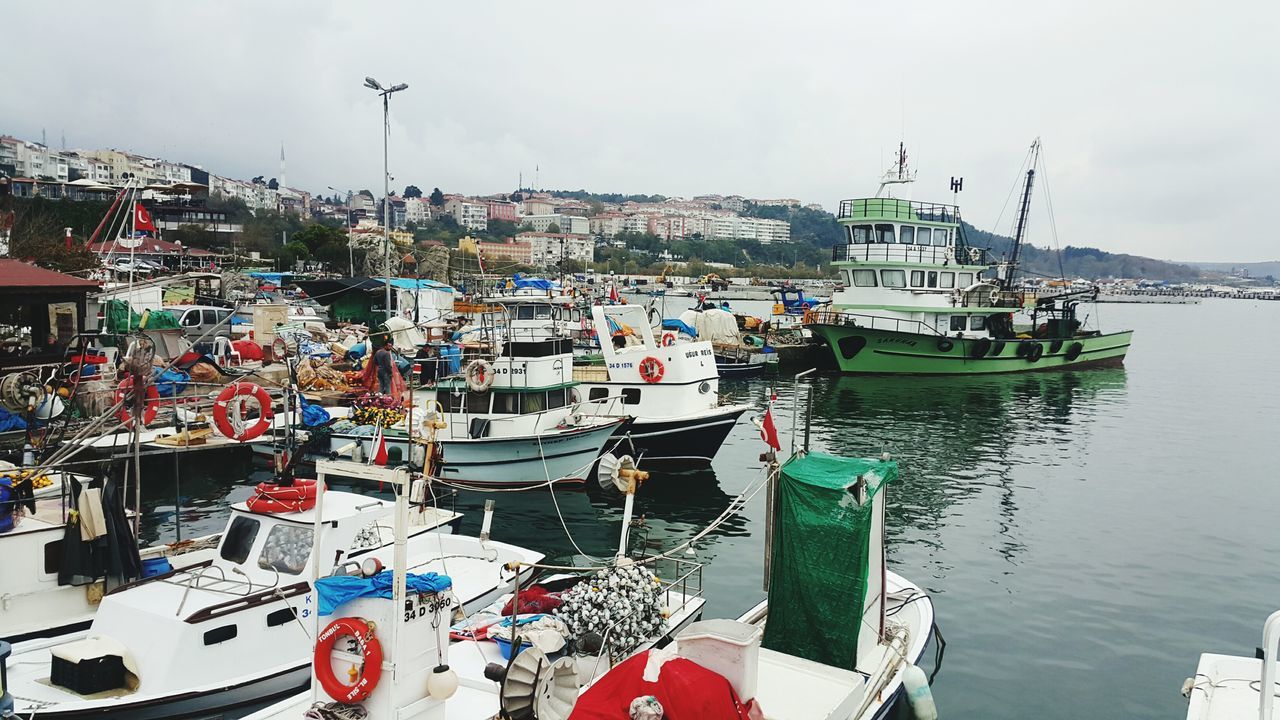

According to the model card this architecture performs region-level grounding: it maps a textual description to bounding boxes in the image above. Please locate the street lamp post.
[364,76,408,319]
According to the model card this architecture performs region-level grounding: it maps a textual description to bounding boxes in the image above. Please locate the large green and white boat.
[807,141,1133,374]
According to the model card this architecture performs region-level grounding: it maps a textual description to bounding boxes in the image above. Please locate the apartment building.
[522,213,588,235]
[445,197,488,231]
[518,232,594,267]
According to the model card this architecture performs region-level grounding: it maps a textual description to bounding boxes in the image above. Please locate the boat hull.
[807,323,1133,375]
[324,418,627,488]
[611,407,748,465]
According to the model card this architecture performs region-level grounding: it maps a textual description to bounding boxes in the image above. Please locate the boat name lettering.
[876,337,918,348]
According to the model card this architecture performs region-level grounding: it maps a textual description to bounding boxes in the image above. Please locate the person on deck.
[373,340,395,395]
[415,343,439,385]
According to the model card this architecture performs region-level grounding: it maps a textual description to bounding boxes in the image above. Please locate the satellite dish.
[497,647,580,720]
[596,453,639,493]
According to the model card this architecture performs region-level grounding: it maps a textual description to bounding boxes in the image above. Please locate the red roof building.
[0,260,98,367]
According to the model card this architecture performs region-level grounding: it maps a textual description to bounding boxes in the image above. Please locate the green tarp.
[104,299,142,333]
[761,451,896,670]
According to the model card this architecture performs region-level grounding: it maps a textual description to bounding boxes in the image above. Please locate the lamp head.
[389,83,409,92]
[364,77,383,91]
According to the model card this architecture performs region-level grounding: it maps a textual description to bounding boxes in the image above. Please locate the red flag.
[609,284,619,303]
[370,425,389,466]
[760,405,781,451]
[134,203,157,234]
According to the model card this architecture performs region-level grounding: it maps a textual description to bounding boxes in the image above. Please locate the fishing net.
[761,452,895,669]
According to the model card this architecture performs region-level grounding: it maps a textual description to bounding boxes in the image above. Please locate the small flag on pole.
[369,425,389,466]
[760,396,781,452]
[134,203,157,235]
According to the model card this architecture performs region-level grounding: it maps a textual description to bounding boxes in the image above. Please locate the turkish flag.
[760,406,781,452]
[134,203,157,234]
[370,425,389,466]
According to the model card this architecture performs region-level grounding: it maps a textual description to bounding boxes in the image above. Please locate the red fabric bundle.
[501,585,563,615]
[569,650,753,720]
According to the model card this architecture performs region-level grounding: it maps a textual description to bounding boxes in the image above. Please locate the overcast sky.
[2,1,1274,263]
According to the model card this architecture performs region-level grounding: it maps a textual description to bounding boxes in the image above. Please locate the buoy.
[902,662,938,720]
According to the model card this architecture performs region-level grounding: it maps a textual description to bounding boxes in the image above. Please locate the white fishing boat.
[575,304,750,464]
[227,453,710,720]
[324,337,628,488]
[3,469,539,719]
[1182,610,1280,719]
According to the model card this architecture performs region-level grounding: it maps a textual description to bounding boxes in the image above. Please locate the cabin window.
[916,228,931,246]
[850,225,872,244]
[442,392,465,414]
[202,309,220,325]
[547,388,567,409]
[588,387,609,402]
[852,270,878,287]
[874,224,895,243]
[899,226,915,245]
[970,315,987,331]
[522,392,546,414]
[940,272,955,289]
[492,393,519,414]
[958,272,974,287]
[841,269,853,286]
[950,316,967,332]
[933,229,949,246]
[466,393,490,414]
[220,516,261,564]
[880,270,906,288]
[203,625,238,646]
[910,271,925,288]
[258,524,314,575]
[926,272,938,288]
[621,388,641,405]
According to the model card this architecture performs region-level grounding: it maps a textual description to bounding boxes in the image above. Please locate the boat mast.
[1003,138,1041,290]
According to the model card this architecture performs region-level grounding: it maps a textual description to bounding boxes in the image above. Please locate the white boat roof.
[230,488,393,524]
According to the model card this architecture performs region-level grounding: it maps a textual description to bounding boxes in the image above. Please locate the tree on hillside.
[6,200,99,273]
[404,185,423,198]
[358,189,374,199]
[268,178,279,190]
[429,188,445,206]
[546,223,561,234]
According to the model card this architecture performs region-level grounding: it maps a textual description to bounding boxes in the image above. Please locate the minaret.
[279,142,287,189]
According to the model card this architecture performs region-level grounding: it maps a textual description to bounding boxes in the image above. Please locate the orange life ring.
[638,356,665,384]
[315,617,383,704]
[114,376,160,427]
[213,382,274,442]
[661,332,676,347]
[246,478,318,514]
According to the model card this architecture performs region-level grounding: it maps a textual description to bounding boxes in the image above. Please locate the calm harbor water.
[136,298,1280,719]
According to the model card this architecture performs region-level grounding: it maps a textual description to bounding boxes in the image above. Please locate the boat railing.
[804,309,947,337]
[832,243,992,266]
[476,393,627,435]
[837,197,961,222]
[652,556,705,613]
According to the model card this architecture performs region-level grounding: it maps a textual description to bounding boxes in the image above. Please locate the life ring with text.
[466,359,495,392]
[638,356,665,384]
[661,332,677,347]
[213,382,274,442]
[316,617,383,704]
[114,376,159,427]
[246,478,318,514]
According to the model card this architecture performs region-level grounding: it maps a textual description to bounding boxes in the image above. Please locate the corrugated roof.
[0,260,98,289]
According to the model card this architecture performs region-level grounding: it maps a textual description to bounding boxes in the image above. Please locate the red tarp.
[569,651,753,720]
[232,340,264,361]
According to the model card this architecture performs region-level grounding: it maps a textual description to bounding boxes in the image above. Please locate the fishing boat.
[806,140,1133,374]
[222,453,709,720]
[575,304,750,464]
[3,469,539,719]
[1182,610,1280,719]
[323,336,629,488]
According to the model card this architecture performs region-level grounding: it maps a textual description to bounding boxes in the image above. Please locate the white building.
[621,215,651,234]
[522,213,587,235]
[404,197,431,226]
[445,198,488,231]
[0,137,69,182]
[589,213,626,239]
[519,232,594,267]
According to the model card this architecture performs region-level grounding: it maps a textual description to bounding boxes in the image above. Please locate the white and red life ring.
[114,376,159,427]
[466,359,495,392]
[213,382,274,442]
[661,332,677,347]
[638,356,665,384]
[315,616,383,703]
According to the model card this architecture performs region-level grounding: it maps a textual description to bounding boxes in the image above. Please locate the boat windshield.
[220,516,261,564]
[258,524,313,575]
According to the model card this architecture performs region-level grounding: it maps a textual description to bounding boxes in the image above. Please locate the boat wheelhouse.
[807,141,1133,374]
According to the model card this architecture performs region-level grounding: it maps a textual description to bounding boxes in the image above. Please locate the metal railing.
[838,197,961,222]
[804,309,947,337]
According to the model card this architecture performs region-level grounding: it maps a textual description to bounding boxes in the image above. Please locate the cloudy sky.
[2,1,1274,262]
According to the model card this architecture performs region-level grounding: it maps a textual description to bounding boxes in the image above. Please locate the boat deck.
[1185,653,1279,719]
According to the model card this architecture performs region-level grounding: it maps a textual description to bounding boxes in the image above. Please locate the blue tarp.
[661,319,698,338]
[315,570,453,616]
[249,272,293,285]
[384,278,454,291]
[511,273,558,290]
[153,368,190,397]
[0,408,27,432]
[300,400,331,428]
